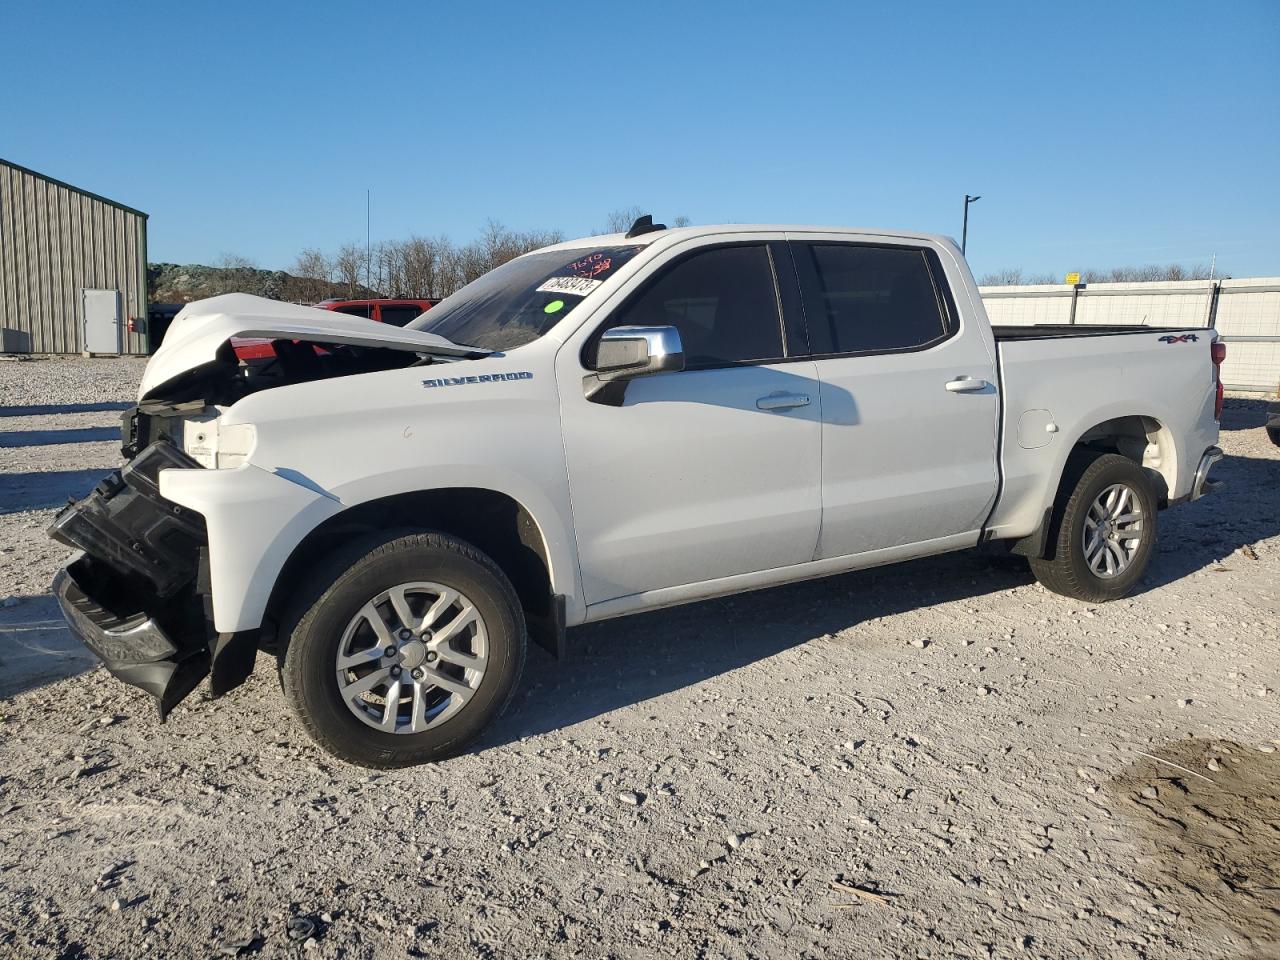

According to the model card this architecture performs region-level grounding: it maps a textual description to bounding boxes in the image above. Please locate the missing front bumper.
[48,440,259,717]
[53,561,209,719]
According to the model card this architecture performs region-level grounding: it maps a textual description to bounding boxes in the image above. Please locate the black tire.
[1029,453,1158,603]
[279,530,526,768]
[1267,423,1280,447]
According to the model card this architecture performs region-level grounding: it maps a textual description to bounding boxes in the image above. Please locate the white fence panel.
[980,277,1280,394]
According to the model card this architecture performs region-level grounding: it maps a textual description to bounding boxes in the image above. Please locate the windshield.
[409,245,642,351]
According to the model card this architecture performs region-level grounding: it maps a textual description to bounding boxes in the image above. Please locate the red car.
[233,299,438,362]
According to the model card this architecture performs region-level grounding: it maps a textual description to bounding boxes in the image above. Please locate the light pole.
[962,194,981,254]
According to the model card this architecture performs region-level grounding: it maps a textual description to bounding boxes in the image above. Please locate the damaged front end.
[49,432,255,719]
[48,294,487,717]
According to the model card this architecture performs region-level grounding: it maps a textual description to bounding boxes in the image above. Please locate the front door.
[559,242,822,605]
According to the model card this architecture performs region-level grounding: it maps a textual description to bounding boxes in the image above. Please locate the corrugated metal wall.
[981,278,1280,394]
[0,159,148,354]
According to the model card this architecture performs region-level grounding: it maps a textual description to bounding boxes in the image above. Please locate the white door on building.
[83,288,121,354]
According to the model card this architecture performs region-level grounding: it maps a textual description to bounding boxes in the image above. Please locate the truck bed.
[987,323,1220,543]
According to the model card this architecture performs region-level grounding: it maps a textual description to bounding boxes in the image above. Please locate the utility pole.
[366,189,372,293]
[962,194,981,254]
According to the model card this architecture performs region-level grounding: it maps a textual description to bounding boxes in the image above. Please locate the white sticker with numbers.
[536,276,602,297]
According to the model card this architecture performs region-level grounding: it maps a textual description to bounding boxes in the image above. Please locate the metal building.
[0,158,148,354]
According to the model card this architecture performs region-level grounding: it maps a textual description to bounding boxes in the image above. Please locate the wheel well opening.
[1073,415,1171,505]
[1012,415,1172,561]
[265,488,555,651]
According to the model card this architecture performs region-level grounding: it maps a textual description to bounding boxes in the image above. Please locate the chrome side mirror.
[595,325,685,380]
[586,325,684,405]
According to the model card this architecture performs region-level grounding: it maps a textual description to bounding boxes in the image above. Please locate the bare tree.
[398,235,451,298]
[1080,263,1221,283]
[292,220,568,303]
[978,268,1056,286]
[598,205,647,234]
[211,253,260,295]
[332,243,368,298]
[596,207,692,233]
[291,248,333,303]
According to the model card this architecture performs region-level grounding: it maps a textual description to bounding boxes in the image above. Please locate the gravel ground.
[1,355,1277,960]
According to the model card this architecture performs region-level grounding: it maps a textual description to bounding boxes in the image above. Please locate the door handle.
[756,393,811,411]
[945,377,989,393]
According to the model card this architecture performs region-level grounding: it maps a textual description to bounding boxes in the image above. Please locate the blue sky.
[4,0,1277,278]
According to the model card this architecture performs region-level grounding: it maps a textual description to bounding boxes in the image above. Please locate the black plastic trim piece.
[209,629,259,698]
[47,441,206,597]
[1009,507,1054,559]
[528,593,568,659]
[992,325,1185,341]
[625,214,667,238]
[769,240,811,358]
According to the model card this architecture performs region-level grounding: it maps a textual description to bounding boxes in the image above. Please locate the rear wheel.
[1029,453,1158,602]
[280,531,526,767]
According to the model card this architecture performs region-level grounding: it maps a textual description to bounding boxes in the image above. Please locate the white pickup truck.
[50,218,1226,767]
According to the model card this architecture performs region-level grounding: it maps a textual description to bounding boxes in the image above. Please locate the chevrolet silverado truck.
[49,218,1226,767]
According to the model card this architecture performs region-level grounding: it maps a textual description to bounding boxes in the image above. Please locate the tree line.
[288,207,689,303]
[979,263,1226,286]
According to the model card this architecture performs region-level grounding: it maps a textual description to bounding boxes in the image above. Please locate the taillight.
[1211,340,1225,420]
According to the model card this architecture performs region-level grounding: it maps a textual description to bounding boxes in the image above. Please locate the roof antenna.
[625,214,667,239]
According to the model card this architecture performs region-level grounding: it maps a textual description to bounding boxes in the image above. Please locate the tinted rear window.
[378,305,421,327]
[802,245,949,354]
[334,304,373,319]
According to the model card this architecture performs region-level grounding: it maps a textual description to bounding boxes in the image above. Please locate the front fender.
[160,464,344,633]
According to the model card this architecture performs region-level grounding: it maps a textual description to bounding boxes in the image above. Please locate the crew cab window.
[800,244,950,354]
[334,304,373,319]
[604,245,784,368]
[377,305,421,327]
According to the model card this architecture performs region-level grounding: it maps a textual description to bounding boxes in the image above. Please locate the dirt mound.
[1107,738,1280,957]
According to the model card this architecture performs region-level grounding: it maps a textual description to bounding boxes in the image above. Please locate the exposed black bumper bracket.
[53,564,210,720]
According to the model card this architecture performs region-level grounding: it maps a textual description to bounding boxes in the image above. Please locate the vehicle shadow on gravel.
[0,426,120,448]
[483,550,1037,748]
[0,469,105,514]
[488,446,1278,748]
[1217,398,1271,432]
[0,401,132,417]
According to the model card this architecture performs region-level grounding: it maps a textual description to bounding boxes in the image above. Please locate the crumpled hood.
[139,293,484,399]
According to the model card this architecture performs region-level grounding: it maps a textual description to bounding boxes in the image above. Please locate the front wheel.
[280,531,526,767]
[1029,453,1158,603]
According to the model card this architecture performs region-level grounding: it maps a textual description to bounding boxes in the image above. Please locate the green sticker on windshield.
[544,299,566,314]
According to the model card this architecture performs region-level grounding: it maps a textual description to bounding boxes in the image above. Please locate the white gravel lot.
[0,355,1277,960]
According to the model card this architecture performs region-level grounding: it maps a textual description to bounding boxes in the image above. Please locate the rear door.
[787,235,999,558]
[559,239,822,605]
